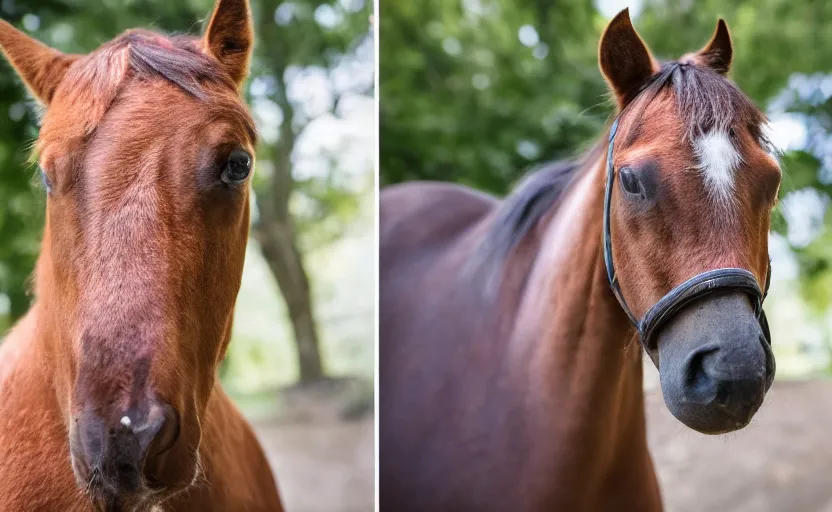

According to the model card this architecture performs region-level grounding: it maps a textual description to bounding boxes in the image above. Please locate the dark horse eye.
[619,167,641,195]
[221,149,253,185]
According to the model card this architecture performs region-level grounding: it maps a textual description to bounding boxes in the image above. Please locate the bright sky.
[595,0,643,18]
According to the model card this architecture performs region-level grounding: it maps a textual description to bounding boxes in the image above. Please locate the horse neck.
[507,153,649,467]
[512,155,637,356]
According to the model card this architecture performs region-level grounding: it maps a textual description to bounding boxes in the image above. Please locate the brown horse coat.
[0,0,283,510]
[380,173,659,512]
[380,10,778,512]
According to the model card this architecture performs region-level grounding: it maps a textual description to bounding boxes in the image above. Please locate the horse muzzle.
[656,291,775,434]
[70,398,179,505]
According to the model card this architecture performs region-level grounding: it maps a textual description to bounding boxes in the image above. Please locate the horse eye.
[728,127,736,138]
[221,149,253,185]
[39,166,52,194]
[619,167,641,195]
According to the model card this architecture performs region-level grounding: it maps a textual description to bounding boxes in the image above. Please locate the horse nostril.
[685,346,719,401]
[141,401,180,463]
[683,342,767,416]
[116,462,135,475]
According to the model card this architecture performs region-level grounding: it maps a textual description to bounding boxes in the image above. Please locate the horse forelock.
[34,29,252,159]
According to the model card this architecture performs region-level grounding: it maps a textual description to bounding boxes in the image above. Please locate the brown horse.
[0,1,283,510]
[380,10,780,512]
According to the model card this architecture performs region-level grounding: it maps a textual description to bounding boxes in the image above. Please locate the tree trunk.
[253,91,327,383]
[254,218,326,383]
[246,23,327,383]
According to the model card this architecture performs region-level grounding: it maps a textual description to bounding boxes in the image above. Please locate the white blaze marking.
[693,130,742,204]
[120,415,131,428]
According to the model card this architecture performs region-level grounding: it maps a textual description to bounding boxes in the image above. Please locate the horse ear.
[690,19,733,75]
[0,19,79,105]
[598,9,659,109]
[203,0,254,88]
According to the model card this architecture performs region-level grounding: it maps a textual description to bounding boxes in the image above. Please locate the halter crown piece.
[602,118,772,368]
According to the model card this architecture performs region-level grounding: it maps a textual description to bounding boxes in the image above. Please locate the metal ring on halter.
[603,118,772,369]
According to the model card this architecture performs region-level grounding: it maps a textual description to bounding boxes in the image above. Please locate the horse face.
[53,82,254,505]
[599,11,780,434]
[0,0,255,506]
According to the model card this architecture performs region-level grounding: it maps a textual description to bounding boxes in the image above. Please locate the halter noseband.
[603,118,772,368]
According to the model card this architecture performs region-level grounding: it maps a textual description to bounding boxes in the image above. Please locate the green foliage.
[253,0,370,69]
[292,174,363,253]
[0,6,50,319]
[380,0,606,194]
[380,0,832,191]
[637,0,832,105]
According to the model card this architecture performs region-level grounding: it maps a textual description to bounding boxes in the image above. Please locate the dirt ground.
[647,379,832,512]
[251,379,832,512]
[249,380,375,512]
[253,417,374,512]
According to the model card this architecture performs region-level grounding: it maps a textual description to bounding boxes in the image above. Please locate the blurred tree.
[380,0,605,194]
[249,0,371,383]
[0,0,73,321]
[0,12,42,321]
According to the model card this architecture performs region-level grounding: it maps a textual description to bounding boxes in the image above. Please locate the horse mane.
[124,31,232,97]
[475,61,771,278]
[474,140,606,275]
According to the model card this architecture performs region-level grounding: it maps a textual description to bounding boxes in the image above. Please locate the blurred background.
[0,1,373,511]
[381,0,832,510]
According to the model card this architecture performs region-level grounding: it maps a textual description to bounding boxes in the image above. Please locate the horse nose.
[72,399,179,493]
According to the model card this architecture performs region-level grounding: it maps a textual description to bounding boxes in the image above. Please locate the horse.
[380,10,779,512]
[0,0,284,510]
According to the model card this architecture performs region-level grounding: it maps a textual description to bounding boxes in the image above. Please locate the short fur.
[0,1,283,510]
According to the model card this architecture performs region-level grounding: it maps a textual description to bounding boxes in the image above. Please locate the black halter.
[603,118,772,368]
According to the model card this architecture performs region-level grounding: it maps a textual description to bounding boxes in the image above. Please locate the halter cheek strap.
[603,120,638,326]
[603,118,772,368]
